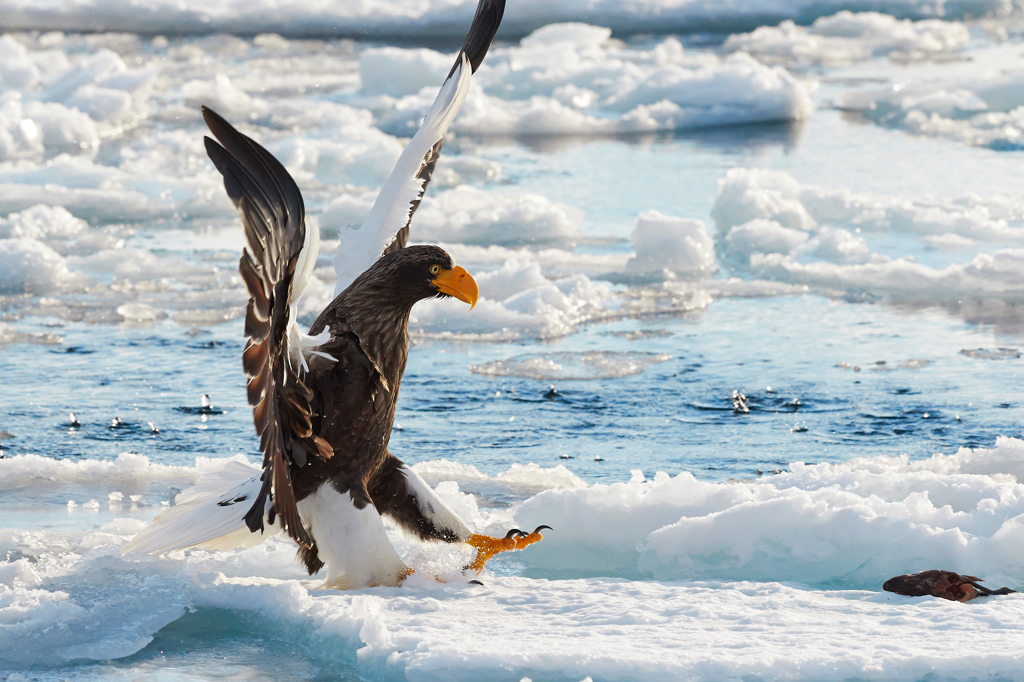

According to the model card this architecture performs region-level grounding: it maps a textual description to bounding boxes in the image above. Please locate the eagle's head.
[356,244,479,311]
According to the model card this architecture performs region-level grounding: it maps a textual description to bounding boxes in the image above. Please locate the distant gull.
[69,412,81,428]
[110,417,124,429]
[149,422,160,434]
[731,390,749,413]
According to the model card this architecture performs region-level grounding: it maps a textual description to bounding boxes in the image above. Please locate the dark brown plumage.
[883,570,1017,602]
[192,0,557,587]
[204,108,477,563]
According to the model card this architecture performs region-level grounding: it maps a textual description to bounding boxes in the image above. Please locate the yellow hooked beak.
[432,265,479,310]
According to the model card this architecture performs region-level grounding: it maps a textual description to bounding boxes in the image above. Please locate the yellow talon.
[465,526,550,573]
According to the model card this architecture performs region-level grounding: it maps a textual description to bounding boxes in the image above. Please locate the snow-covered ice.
[725,11,970,67]
[4,440,1024,678]
[379,24,815,136]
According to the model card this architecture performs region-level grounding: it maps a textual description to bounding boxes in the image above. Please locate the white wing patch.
[399,465,472,541]
[332,54,474,296]
[287,214,336,374]
[121,461,281,555]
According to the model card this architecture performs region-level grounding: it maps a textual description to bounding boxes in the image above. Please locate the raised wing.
[334,0,505,293]
[203,106,332,548]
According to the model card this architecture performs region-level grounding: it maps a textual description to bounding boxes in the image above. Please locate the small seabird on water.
[544,385,559,399]
[110,417,124,429]
[732,390,749,413]
[69,412,81,428]
[201,393,212,410]
[594,456,605,462]
[149,422,160,434]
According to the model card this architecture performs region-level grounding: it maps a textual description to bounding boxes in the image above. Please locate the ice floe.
[4,439,1024,676]
[711,168,1024,308]
[0,36,152,161]
[725,11,969,67]
[839,69,1024,151]
[378,24,815,136]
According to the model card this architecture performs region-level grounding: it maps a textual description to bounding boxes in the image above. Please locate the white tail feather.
[121,461,282,555]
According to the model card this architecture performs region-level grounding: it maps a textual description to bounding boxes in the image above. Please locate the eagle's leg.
[465,526,550,573]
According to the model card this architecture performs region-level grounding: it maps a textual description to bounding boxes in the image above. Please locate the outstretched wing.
[334,0,505,291]
[203,106,331,549]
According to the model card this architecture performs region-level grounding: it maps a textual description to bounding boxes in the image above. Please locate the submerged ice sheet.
[469,351,673,380]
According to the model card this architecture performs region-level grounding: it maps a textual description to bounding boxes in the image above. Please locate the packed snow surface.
[3,440,1024,678]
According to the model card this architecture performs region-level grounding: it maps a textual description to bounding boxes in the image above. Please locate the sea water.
[2,6,1024,680]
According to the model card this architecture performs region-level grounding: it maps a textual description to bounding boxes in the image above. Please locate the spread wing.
[203,106,332,548]
[334,0,505,290]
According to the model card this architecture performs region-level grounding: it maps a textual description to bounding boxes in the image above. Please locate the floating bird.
[124,0,549,589]
[201,394,212,410]
[110,417,123,429]
[731,390,749,413]
[69,412,81,428]
[148,422,160,434]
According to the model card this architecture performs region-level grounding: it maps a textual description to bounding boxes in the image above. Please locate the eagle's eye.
[429,265,441,275]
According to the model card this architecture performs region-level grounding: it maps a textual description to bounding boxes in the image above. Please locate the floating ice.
[725,11,969,67]
[322,186,583,246]
[515,436,1024,587]
[0,237,86,293]
[839,70,1024,151]
[713,167,1024,241]
[0,37,152,161]
[470,351,673,379]
[379,27,814,136]
[625,210,714,278]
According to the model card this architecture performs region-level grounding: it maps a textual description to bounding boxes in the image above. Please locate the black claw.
[505,528,524,539]
[533,525,552,534]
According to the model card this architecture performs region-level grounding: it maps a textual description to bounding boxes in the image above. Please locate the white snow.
[4,440,1024,677]
[711,168,1024,305]
[839,70,1024,150]
[322,186,583,246]
[0,37,152,161]
[725,11,969,67]
[625,210,714,278]
[379,26,815,136]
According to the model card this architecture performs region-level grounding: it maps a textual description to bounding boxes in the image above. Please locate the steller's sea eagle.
[123,0,550,589]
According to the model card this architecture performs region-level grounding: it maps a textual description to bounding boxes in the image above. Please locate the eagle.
[123,0,550,589]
